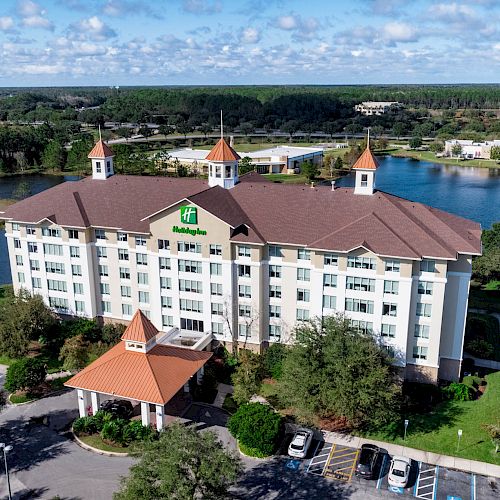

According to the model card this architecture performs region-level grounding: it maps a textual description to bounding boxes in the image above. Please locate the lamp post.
[457,429,463,453]
[0,442,13,500]
[404,419,409,442]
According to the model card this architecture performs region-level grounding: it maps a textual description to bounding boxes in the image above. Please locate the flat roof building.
[1,135,481,384]
[445,139,500,160]
[355,101,401,116]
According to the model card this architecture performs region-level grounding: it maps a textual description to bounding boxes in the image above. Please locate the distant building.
[355,101,401,116]
[444,139,500,159]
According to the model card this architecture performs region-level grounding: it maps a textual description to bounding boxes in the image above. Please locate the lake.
[1,159,499,285]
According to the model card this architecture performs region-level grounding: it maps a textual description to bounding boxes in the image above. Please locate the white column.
[90,391,100,415]
[155,405,164,431]
[141,402,151,426]
[196,366,204,384]
[77,389,90,418]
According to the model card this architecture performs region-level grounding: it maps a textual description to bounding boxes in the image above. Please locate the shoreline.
[387,149,500,169]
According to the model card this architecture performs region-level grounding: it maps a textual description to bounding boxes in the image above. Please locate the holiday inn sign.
[172,206,207,236]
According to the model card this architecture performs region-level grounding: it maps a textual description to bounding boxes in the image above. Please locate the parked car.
[355,443,380,479]
[288,428,314,458]
[99,399,133,419]
[388,456,411,488]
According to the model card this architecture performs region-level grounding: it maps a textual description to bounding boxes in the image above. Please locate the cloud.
[71,16,117,41]
[103,0,162,18]
[274,13,321,41]
[240,27,260,44]
[182,0,222,15]
[0,17,15,31]
[383,22,418,43]
[18,0,54,30]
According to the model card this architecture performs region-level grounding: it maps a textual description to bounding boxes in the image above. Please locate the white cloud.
[182,0,222,15]
[16,63,65,74]
[72,16,117,40]
[0,17,14,31]
[429,3,476,20]
[277,15,297,30]
[383,22,418,43]
[274,13,320,41]
[18,0,54,30]
[103,0,161,18]
[240,27,260,44]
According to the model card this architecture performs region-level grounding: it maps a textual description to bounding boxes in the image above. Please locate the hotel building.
[1,136,482,383]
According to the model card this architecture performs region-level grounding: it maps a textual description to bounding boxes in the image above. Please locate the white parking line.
[415,464,438,499]
[471,473,476,500]
[306,441,322,473]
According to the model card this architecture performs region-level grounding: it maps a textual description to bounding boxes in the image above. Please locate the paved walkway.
[322,430,500,478]
[213,382,233,408]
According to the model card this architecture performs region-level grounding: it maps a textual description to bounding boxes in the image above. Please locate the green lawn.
[363,371,500,464]
[263,173,309,184]
[391,149,500,169]
[77,433,130,454]
[9,393,36,404]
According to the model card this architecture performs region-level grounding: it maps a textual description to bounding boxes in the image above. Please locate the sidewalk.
[213,383,233,408]
[322,430,500,478]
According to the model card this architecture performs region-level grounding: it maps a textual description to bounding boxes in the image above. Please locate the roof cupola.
[88,128,114,180]
[353,129,378,195]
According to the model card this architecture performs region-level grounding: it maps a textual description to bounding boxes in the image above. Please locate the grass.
[469,286,500,314]
[77,433,130,454]
[0,354,16,366]
[259,380,282,409]
[263,173,309,184]
[484,280,500,291]
[222,394,239,414]
[465,312,500,361]
[363,371,500,465]
[49,375,72,391]
[9,392,36,404]
[391,148,500,169]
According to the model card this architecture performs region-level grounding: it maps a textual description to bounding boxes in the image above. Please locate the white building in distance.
[445,139,500,159]
[355,101,401,116]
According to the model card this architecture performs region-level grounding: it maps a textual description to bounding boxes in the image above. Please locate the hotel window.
[269,245,283,258]
[239,304,251,318]
[95,229,106,240]
[42,227,61,238]
[137,272,149,285]
[97,246,107,258]
[324,253,338,266]
[15,255,23,266]
[269,324,281,341]
[179,260,202,273]
[70,246,80,258]
[100,283,110,295]
[136,253,148,266]
[297,268,310,282]
[347,256,376,270]
[210,263,222,276]
[50,297,69,310]
[420,259,436,273]
[211,303,223,315]
[385,259,400,273]
[98,265,107,277]
[142,310,151,319]
[48,279,67,292]
[418,281,433,295]
[238,245,251,257]
[178,241,201,253]
[269,305,281,318]
[118,232,128,242]
[345,298,374,314]
[163,315,174,328]
[158,239,170,250]
[159,257,170,269]
[351,320,373,334]
[160,277,172,289]
[122,303,133,316]
[297,248,310,260]
[68,229,79,239]
[209,244,222,256]
[135,236,147,246]
[118,249,129,261]
[212,322,224,335]
[26,226,35,235]
[161,296,172,308]
[180,299,203,313]
[30,259,39,271]
[296,308,310,321]
[383,302,398,317]
[238,265,251,278]
[238,324,249,338]
[32,277,42,289]
[383,345,396,358]
[346,276,375,292]
[297,288,310,302]
[75,301,85,313]
[138,291,150,304]
[269,285,281,299]
[46,262,65,274]
[74,283,84,295]
[413,346,428,360]
[384,280,399,295]
[381,324,396,338]
[180,318,204,332]
[179,279,202,293]
[239,285,251,298]
[43,243,63,256]
[14,238,21,249]
[323,274,337,287]
[12,223,20,232]
[95,161,102,173]
[101,301,111,313]
[361,173,368,187]
[323,295,336,310]
[414,324,430,339]
[215,165,222,178]
[270,265,282,278]
[119,267,130,280]
[416,303,432,317]
[211,283,223,296]
[28,242,38,253]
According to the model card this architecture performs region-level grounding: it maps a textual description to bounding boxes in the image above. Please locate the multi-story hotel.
[1,136,481,383]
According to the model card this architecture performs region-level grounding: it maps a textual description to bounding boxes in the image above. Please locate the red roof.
[205,138,240,162]
[121,310,158,343]
[88,140,114,159]
[352,147,379,170]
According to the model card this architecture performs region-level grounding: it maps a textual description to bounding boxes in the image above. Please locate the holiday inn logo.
[180,206,197,225]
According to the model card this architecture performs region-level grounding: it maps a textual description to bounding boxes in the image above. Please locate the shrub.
[59,334,89,371]
[263,343,286,379]
[228,403,283,456]
[101,323,126,345]
[73,415,97,435]
[91,410,114,432]
[122,420,158,444]
[462,375,483,389]
[465,339,494,359]
[231,351,264,405]
[101,418,128,445]
[442,382,475,401]
[4,357,47,393]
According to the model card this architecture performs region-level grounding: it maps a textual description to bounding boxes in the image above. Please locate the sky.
[0,0,499,86]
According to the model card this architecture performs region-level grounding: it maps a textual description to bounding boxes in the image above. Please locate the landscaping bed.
[8,375,72,405]
[76,433,131,454]
[465,312,500,361]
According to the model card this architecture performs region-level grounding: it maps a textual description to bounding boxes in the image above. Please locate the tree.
[472,222,500,284]
[392,122,406,139]
[301,159,319,181]
[116,127,133,141]
[12,180,31,200]
[66,137,94,172]
[158,124,174,137]
[138,126,152,140]
[482,423,500,453]
[281,120,300,142]
[41,140,67,171]
[334,156,344,170]
[101,323,127,345]
[239,122,254,137]
[429,141,444,153]
[490,146,500,160]
[5,357,47,393]
[232,350,264,405]
[114,422,241,500]
[278,314,400,428]
[59,334,89,371]
[239,156,254,175]
[200,123,212,138]
[263,343,287,379]
[451,143,463,157]
[409,136,422,149]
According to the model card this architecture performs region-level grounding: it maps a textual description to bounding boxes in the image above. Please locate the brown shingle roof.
[64,342,212,405]
[205,138,241,162]
[88,140,114,158]
[352,147,379,170]
[121,310,158,343]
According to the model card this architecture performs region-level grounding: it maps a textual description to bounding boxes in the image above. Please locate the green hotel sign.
[173,206,207,236]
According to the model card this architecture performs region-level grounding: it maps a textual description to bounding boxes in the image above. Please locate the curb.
[71,428,130,457]
[7,388,70,406]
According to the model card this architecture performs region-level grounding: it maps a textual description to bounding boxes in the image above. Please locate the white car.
[388,456,412,488]
[288,428,313,458]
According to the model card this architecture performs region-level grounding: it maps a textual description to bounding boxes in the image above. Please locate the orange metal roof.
[64,342,212,405]
[88,140,114,159]
[121,310,158,343]
[205,138,241,162]
[352,147,379,170]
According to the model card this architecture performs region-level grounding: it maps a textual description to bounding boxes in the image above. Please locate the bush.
[122,420,158,444]
[228,403,283,456]
[59,334,89,371]
[73,415,97,435]
[465,339,494,359]
[101,323,126,344]
[231,351,264,405]
[101,418,128,445]
[4,357,47,393]
[462,375,483,389]
[442,382,475,401]
[263,343,286,379]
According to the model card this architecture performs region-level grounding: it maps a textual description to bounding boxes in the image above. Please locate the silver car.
[388,456,411,488]
[288,428,314,458]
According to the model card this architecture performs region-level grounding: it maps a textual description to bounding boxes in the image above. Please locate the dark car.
[355,444,380,479]
[99,399,133,419]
